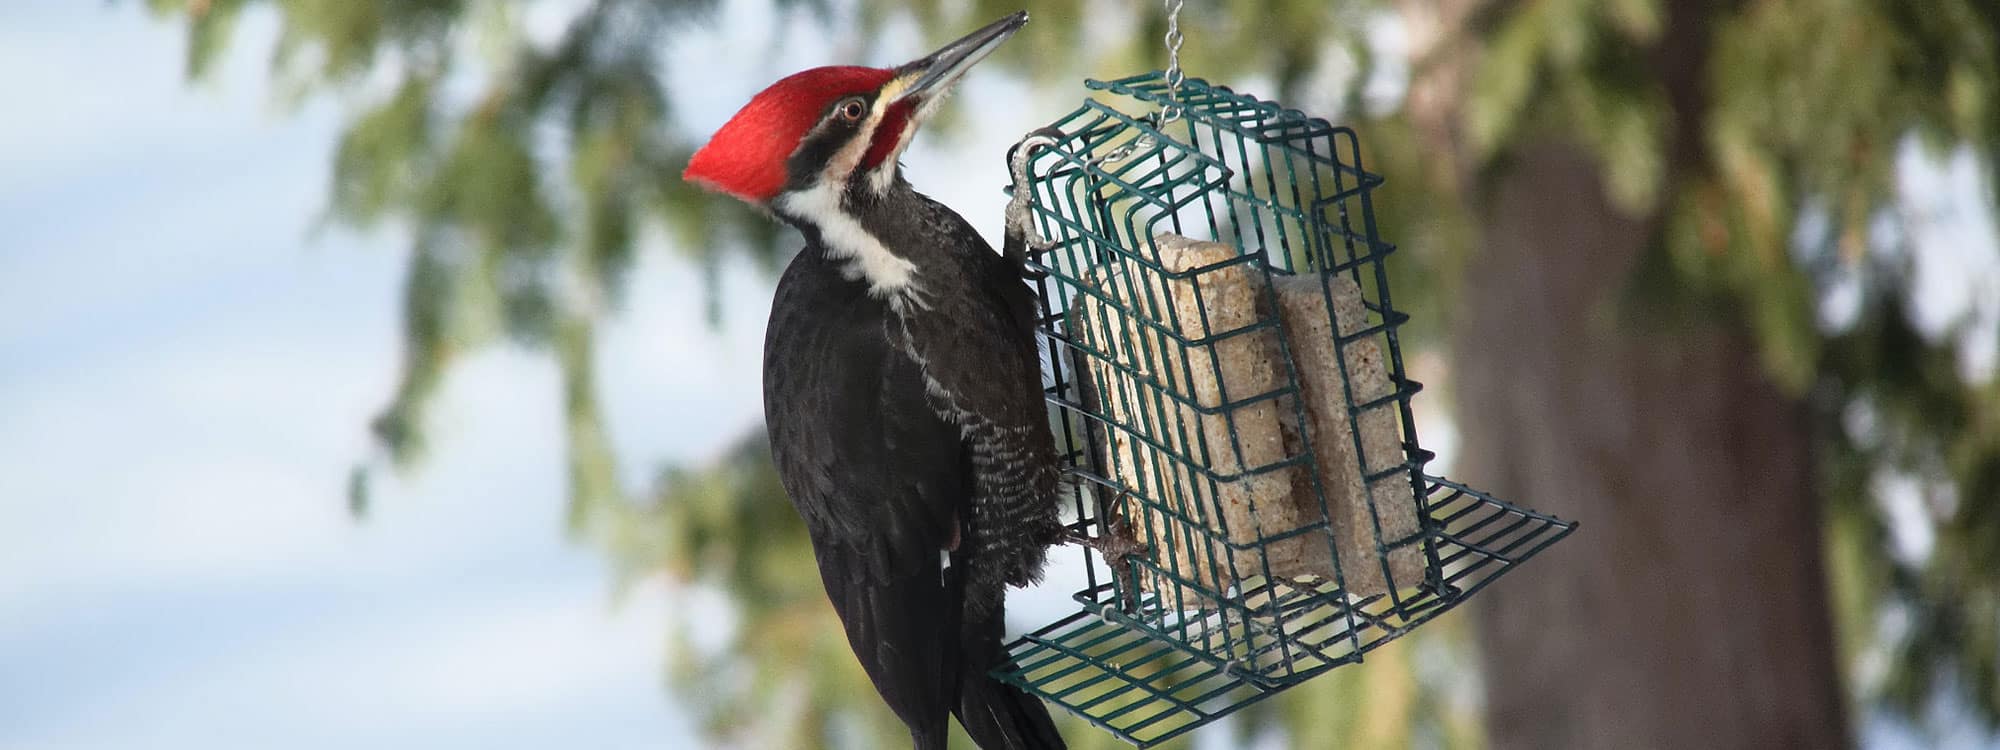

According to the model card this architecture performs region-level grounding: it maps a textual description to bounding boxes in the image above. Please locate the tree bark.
[1451,139,1851,748]
[1391,0,1853,743]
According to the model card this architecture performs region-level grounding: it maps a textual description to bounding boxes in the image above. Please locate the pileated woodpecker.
[682,12,1065,750]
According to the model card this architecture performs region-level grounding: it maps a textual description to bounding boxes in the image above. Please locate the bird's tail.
[954,599,1066,750]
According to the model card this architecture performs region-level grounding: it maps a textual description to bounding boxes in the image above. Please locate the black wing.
[763,248,966,741]
[898,197,1064,602]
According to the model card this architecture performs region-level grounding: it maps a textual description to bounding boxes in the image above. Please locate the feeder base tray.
[993,475,1575,748]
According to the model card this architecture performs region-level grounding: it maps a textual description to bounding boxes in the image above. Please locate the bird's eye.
[835,98,867,122]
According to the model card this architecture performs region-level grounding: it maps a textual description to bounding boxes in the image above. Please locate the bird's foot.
[1002,127,1065,282]
[1063,513,1146,562]
[1060,504,1151,613]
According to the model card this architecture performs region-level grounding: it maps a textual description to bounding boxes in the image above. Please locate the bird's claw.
[1011,246,1050,281]
[1068,512,1146,561]
[1002,127,1065,282]
[1058,491,1150,613]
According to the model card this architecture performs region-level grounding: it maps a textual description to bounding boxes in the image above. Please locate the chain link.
[1090,0,1187,166]
[1160,0,1185,124]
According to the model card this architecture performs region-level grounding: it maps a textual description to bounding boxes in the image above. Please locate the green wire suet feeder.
[995,72,1577,746]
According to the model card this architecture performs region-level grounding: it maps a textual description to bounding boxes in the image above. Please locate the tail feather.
[954,599,1066,750]
[810,540,952,749]
[956,669,1065,750]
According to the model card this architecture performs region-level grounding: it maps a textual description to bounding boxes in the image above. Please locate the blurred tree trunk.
[1454,140,1849,749]
[1403,0,1853,746]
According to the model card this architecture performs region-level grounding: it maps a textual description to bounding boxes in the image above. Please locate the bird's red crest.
[683,66,897,204]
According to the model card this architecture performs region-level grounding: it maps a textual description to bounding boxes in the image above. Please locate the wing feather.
[764,249,965,736]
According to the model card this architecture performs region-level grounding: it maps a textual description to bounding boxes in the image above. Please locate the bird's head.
[682,11,1026,214]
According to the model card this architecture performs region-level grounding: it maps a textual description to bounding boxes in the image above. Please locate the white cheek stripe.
[776,184,930,311]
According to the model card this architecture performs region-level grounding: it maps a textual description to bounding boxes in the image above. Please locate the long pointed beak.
[889,11,1027,106]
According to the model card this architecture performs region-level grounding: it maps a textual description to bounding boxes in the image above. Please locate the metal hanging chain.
[1091,0,1188,165]
[1160,0,1186,124]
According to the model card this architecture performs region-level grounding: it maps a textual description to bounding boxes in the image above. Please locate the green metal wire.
[996,72,1574,746]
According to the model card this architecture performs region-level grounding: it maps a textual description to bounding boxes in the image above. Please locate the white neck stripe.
[775,184,924,308]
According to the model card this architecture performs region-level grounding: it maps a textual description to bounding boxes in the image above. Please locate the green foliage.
[1467,0,1667,212]
[331,73,435,224]
[148,0,793,509]
[1820,269,2000,728]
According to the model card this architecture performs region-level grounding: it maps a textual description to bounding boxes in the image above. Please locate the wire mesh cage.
[996,72,1578,746]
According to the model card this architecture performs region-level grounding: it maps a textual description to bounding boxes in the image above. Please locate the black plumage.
[763,180,1065,749]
